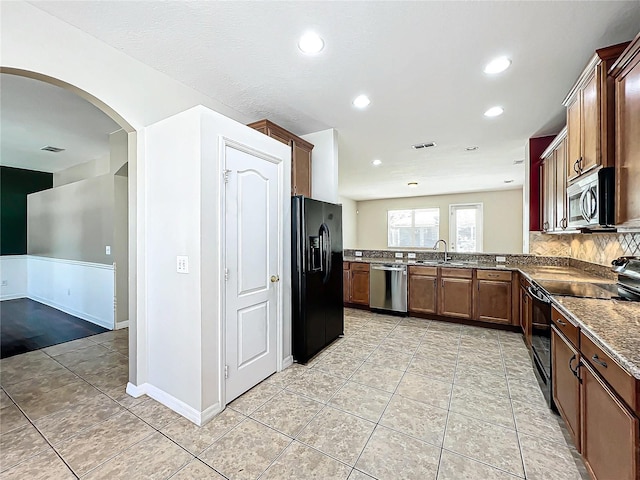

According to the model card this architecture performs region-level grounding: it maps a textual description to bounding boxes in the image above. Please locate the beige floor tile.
[34,393,123,446]
[314,352,365,379]
[162,408,245,456]
[379,394,447,447]
[0,449,75,480]
[199,418,290,480]
[0,404,28,434]
[519,433,583,480]
[395,373,452,410]
[0,354,69,386]
[505,359,538,382]
[56,348,128,378]
[443,412,524,477]
[228,381,282,415]
[100,336,129,356]
[511,399,567,444]
[42,337,97,357]
[453,365,510,397]
[88,331,119,344]
[407,356,456,383]
[260,441,351,480]
[449,384,515,428]
[263,364,310,388]
[348,469,376,480]
[0,424,50,472]
[82,432,192,479]
[81,364,129,391]
[251,389,323,437]
[55,410,155,476]
[427,322,462,333]
[2,369,80,401]
[350,362,404,393]
[0,390,11,409]
[129,397,184,429]
[366,346,413,371]
[285,369,346,402]
[415,342,459,364]
[456,353,506,376]
[103,384,148,409]
[379,335,421,353]
[437,450,521,479]
[333,340,377,360]
[170,459,226,479]
[13,379,101,421]
[328,381,392,423]
[355,425,440,480]
[297,406,375,466]
[507,377,548,407]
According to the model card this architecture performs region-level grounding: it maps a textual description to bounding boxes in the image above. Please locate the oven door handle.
[527,286,550,304]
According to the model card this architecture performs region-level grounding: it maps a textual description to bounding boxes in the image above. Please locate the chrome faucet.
[432,239,452,262]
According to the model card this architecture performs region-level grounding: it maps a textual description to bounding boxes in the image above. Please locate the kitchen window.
[449,203,483,252]
[387,208,440,248]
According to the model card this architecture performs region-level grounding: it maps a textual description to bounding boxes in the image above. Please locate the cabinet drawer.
[440,267,472,279]
[409,266,437,276]
[580,332,637,414]
[477,270,512,282]
[343,262,350,270]
[551,307,579,347]
[350,263,370,272]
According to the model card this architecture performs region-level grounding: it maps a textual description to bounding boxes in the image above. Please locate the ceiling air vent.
[513,159,524,165]
[411,142,436,150]
[40,146,65,153]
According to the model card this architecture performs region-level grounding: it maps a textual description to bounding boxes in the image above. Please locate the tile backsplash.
[529,232,640,267]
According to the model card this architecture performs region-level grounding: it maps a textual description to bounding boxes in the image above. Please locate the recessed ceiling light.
[407,182,418,188]
[353,94,371,109]
[372,159,382,166]
[504,179,514,184]
[484,56,512,74]
[484,106,504,117]
[465,146,479,151]
[298,32,324,54]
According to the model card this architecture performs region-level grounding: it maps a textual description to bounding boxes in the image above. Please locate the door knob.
[270,275,280,283]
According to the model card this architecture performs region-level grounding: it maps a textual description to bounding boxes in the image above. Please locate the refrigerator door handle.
[320,223,331,284]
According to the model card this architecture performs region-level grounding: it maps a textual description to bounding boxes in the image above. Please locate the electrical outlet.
[407,253,416,259]
[105,245,111,255]
[354,251,363,257]
[496,256,506,263]
[1,280,7,287]
[177,255,189,274]
[395,252,403,258]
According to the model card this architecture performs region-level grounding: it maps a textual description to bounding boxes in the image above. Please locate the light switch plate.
[355,251,363,257]
[105,246,111,255]
[407,253,416,259]
[177,255,189,274]
[395,252,403,258]
[496,256,506,263]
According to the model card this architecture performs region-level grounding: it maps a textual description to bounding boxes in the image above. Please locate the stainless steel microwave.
[566,167,615,229]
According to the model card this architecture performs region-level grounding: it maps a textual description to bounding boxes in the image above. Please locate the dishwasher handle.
[371,265,407,272]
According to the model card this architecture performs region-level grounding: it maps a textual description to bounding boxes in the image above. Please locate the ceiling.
[15,2,640,198]
[1,73,120,173]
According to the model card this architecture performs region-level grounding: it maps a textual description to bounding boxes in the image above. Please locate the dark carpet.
[0,298,108,358]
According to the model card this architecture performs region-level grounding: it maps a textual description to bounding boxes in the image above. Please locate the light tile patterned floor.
[0,309,589,479]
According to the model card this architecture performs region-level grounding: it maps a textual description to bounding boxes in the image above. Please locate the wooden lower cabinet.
[551,328,581,451]
[350,270,369,305]
[409,274,437,314]
[476,279,511,324]
[581,361,639,480]
[343,269,350,303]
[439,277,472,319]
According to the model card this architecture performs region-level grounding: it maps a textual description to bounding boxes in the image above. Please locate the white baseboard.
[281,355,294,370]
[115,320,129,329]
[0,294,26,301]
[125,382,222,426]
[28,294,112,330]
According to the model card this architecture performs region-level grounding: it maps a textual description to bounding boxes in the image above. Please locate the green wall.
[1,166,53,255]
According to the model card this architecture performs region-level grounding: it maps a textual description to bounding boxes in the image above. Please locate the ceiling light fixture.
[504,179,514,184]
[407,182,418,188]
[484,106,504,117]
[465,146,479,151]
[372,159,382,166]
[353,94,371,109]
[484,56,512,74]
[298,32,324,54]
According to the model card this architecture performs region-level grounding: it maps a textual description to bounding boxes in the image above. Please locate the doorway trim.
[218,136,285,409]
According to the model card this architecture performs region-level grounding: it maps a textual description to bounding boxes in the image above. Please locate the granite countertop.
[552,297,640,380]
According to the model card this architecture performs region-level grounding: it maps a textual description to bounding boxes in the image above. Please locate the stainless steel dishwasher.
[369,263,407,313]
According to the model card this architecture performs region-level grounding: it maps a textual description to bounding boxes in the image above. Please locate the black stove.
[535,280,618,300]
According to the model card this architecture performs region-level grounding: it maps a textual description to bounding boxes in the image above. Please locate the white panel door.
[224,145,279,403]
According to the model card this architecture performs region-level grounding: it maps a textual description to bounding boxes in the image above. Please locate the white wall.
[144,106,291,423]
[0,256,27,300]
[356,189,524,253]
[339,196,358,249]
[301,129,339,203]
[53,154,110,187]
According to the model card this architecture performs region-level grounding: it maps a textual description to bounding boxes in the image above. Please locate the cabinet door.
[567,95,582,182]
[581,362,639,480]
[409,275,437,314]
[292,143,311,197]
[554,139,568,230]
[581,73,599,174]
[439,277,472,319]
[551,328,581,451]
[476,280,511,324]
[343,270,350,303]
[350,270,370,306]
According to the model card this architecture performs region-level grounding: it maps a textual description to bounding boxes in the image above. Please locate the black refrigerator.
[292,196,344,364]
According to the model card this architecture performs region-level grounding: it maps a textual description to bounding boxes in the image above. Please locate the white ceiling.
[17,2,640,198]
[1,73,120,173]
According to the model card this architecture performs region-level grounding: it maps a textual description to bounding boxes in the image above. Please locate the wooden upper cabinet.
[610,33,640,229]
[554,137,568,230]
[563,42,629,183]
[552,328,581,452]
[247,119,314,197]
[540,127,567,232]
